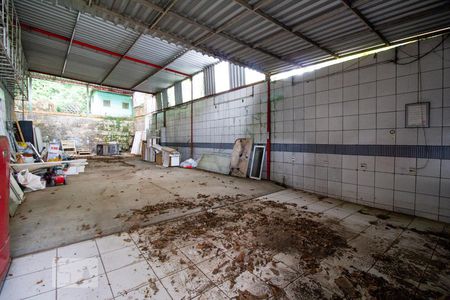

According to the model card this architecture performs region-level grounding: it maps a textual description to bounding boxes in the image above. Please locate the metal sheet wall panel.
[229,63,245,89]
[203,64,215,96]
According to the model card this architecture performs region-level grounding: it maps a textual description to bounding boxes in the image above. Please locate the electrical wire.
[395,35,449,65]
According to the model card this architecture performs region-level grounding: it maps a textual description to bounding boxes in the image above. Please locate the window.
[192,72,204,100]
[122,102,129,109]
[103,100,111,107]
[245,67,265,84]
[214,61,230,93]
[182,78,192,103]
[167,86,175,107]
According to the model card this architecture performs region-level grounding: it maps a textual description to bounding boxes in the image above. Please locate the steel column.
[266,75,271,180]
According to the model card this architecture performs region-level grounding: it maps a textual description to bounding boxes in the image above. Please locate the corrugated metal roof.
[135,71,185,92]
[63,45,119,83]
[127,35,184,66]
[74,14,140,54]
[14,0,450,93]
[102,60,153,90]
[167,51,219,75]
[21,31,67,75]
[15,0,78,37]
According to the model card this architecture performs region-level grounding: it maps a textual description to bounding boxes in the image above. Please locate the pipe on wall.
[266,76,271,180]
[190,78,194,158]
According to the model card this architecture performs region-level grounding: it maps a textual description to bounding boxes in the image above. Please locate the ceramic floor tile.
[272,253,305,274]
[113,280,171,300]
[305,199,342,213]
[145,248,192,279]
[218,270,273,299]
[324,203,361,221]
[193,287,228,300]
[1,268,55,300]
[8,249,57,278]
[252,260,299,288]
[24,289,56,300]
[95,233,134,254]
[57,274,113,300]
[57,256,105,288]
[284,273,335,299]
[408,217,445,233]
[57,240,99,265]
[161,266,214,299]
[101,245,144,272]
[178,241,222,264]
[107,260,157,297]
[195,253,234,285]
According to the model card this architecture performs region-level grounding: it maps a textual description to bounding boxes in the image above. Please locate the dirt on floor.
[127,197,450,299]
[9,158,282,256]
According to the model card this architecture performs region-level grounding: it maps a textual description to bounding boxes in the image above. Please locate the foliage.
[31,78,88,114]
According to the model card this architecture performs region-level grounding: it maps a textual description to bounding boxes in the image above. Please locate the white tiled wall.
[152,35,450,223]
[270,35,450,222]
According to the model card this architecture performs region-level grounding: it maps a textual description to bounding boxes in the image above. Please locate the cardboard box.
[155,153,163,165]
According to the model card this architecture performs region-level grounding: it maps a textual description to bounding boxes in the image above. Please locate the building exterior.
[89,90,133,117]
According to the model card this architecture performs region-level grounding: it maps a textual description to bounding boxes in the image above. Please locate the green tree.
[31,78,88,114]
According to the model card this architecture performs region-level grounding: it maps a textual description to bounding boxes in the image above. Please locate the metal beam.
[232,0,338,58]
[100,34,142,84]
[340,0,390,45]
[132,49,188,90]
[100,0,178,84]
[61,12,80,76]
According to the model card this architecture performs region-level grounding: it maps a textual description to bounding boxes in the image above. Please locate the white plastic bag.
[180,158,198,169]
[17,170,46,191]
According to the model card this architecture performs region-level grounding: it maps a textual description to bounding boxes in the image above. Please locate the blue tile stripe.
[161,142,450,159]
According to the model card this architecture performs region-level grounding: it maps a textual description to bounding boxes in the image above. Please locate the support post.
[266,75,271,180]
[190,78,194,158]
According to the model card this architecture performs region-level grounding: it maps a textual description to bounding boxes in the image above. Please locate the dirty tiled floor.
[2,189,449,299]
[10,158,282,257]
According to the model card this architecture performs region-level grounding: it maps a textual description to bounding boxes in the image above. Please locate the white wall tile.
[375,172,394,189]
[395,174,416,192]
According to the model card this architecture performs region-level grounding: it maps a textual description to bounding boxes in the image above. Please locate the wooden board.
[197,154,231,175]
[10,159,88,172]
[230,138,253,178]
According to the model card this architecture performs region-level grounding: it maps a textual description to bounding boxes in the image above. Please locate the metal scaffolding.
[0,0,28,103]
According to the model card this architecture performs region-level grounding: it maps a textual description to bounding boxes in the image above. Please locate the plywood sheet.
[197,154,231,175]
[230,138,253,178]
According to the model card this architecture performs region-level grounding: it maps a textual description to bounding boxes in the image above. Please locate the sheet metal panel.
[135,70,185,92]
[166,50,219,75]
[102,59,152,90]
[127,34,184,66]
[21,31,67,76]
[74,14,140,54]
[63,45,119,84]
[14,0,450,91]
[15,0,78,37]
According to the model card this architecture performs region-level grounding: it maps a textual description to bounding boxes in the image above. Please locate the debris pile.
[132,200,349,292]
